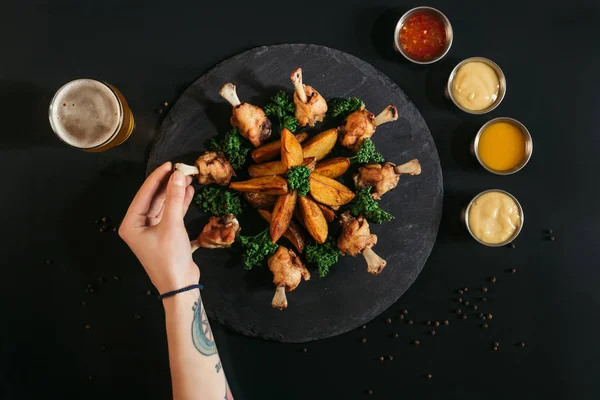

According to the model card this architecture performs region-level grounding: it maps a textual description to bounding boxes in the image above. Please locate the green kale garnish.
[286,165,311,196]
[327,97,364,118]
[305,237,340,278]
[263,90,299,132]
[350,187,394,224]
[193,187,242,217]
[350,138,385,164]
[237,229,279,270]
[208,127,251,171]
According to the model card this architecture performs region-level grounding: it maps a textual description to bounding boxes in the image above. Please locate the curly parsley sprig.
[287,166,311,196]
[263,91,299,132]
[208,127,251,171]
[305,237,340,278]
[193,187,243,217]
[349,138,385,164]
[349,187,394,224]
[327,97,364,118]
[237,229,279,270]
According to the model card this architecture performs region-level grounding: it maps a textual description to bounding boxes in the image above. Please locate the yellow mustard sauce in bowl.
[467,190,523,246]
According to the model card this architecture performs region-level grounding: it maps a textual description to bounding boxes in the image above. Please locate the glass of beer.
[48,79,135,152]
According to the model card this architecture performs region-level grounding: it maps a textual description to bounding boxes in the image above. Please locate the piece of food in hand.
[313,157,351,179]
[317,203,336,222]
[229,176,288,195]
[354,159,421,199]
[219,83,272,147]
[305,237,341,277]
[338,211,386,275]
[297,195,328,244]
[290,68,328,127]
[281,128,304,170]
[270,191,298,243]
[268,245,310,310]
[191,214,241,251]
[339,105,398,151]
[349,187,394,224]
[194,187,243,216]
[301,129,338,161]
[309,173,355,206]
[243,192,277,210]
[251,132,308,164]
[258,209,307,253]
[175,151,235,186]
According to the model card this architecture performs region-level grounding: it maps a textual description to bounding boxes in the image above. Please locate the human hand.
[119,162,199,294]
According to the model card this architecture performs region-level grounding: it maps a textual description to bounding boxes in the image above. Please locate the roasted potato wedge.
[309,173,355,206]
[248,161,286,178]
[317,203,336,222]
[251,132,309,163]
[281,128,303,170]
[258,209,307,253]
[229,176,288,195]
[270,191,297,243]
[313,157,351,179]
[302,157,317,171]
[243,192,277,210]
[297,195,328,244]
[301,129,338,161]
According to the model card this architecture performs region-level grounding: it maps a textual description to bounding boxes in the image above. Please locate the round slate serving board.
[147,44,443,342]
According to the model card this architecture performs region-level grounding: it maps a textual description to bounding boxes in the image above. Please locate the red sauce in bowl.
[399,12,447,61]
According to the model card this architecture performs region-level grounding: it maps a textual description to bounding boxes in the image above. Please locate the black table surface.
[2,1,599,399]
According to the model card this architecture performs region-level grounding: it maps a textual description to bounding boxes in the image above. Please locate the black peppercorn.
[458,289,464,295]
[393,333,399,339]
[385,318,392,324]
[482,287,488,293]
[458,298,463,303]
[464,301,470,306]
[408,320,413,325]
[461,314,467,320]
[81,301,86,306]
[456,309,462,315]
[85,324,91,330]
[487,313,493,320]
[146,290,152,296]
[402,309,408,315]
[550,235,555,241]
[547,229,554,234]
[434,321,440,327]
[509,243,516,249]
[494,342,500,347]
[101,217,107,223]
[379,356,384,361]
[426,320,432,326]
[479,313,484,318]
[426,374,432,379]
[113,276,119,281]
[443,320,449,325]
[490,276,497,283]
[482,315,487,320]
[362,325,367,330]
[430,330,436,336]
[414,340,420,345]
[399,314,405,320]
[388,355,394,360]
[100,345,106,351]
[88,376,93,381]
[481,297,487,302]
[134,314,141,320]
[45,260,52,265]
[520,342,526,347]
[366,389,373,395]
[302,348,308,353]
[473,305,478,311]
[463,287,469,292]
[483,324,488,329]
[510,268,517,274]
[493,346,498,351]
[94,219,100,224]
[89,288,95,294]
[361,338,367,343]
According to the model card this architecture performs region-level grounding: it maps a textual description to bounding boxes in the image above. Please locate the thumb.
[162,170,187,223]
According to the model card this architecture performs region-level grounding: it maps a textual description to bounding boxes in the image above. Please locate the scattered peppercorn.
[388,356,394,361]
[402,309,408,315]
[134,314,141,320]
[443,320,449,325]
[483,324,488,329]
[408,320,413,325]
[550,235,555,241]
[163,101,169,107]
[547,229,554,234]
[482,287,488,293]
[510,268,517,274]
[362,325,367,330]
[494,342,500,347]
[113,276,119,281]
[99,227,104,233]
[426,320,432,326]
[385,318,392,324]
[414,340,420,345]
[479,313,484,318]
[98,277,105,284]
[94,219,100,224]
[156,108,164,114]
[112,227,117,232]
[89,288,95,294]
[490,276,497,283]
[87,284,93,289]
[463,288,469,292]
[45,260,53,265]
[399,314,405,320]
[361,338,367,343]
[434,321,440,327]
[100,345,106,351]
[509,243,516,249]
[458,289,464,295]
[482,316,487,320]
[379,356,385,361]
[366,389,373,395]
[458,298,463,303]
[302,348,308,353]
[85,324,91,330]
[461,314,467,320]
[487,314,493,320]
[393,333,399,339]
[493,346,498,351]
[146,290,152,296]
[481,297,487,302]
[426,374,432,379]
[81,301,86,307]
[88,376,93,381]
[430,330,436,336]
[456,309,462,315]
[473,305,478,310]
[101,217,108,223]
[464,301,470,306]
[519,342,526,347]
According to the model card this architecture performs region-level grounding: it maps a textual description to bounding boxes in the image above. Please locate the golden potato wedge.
[309,173,355,206]
[258,209,307,253]
[313,157,351,179]
[251,132,309,163]
[297,195,328,244]
[229,176,288,195]
[243,192,277,209]
[270,191,297,243]
[302,157,317,171]
[248,161,286,178]
[281,128,303,170]
[317,203,336,222]
[301,129,338,161]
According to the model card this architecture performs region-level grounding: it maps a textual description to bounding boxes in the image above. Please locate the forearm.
[163,289,232,400]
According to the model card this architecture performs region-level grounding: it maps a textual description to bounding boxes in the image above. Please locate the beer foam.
[50,79,121,148]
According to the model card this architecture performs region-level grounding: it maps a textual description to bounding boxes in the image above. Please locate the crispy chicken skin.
[196,151,235,186]
[338,211,387,275]
[268,245,310,310]
[291,68,328,127]
[339,105,398,151]
[220,83,272,147]
[354,159,422,199]
[195,215,241,249]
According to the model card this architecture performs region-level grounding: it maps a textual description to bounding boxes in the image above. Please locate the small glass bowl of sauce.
[464,189,524,247]
[394,6,453,64]
[473,117,533,175]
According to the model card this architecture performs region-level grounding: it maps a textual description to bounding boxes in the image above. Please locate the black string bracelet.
[158,284,203,301]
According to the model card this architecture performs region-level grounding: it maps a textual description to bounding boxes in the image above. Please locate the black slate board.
[147,44,443,342]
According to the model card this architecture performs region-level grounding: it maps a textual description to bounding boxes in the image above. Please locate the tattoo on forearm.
[215,361,222,373]
[192,298,217,356]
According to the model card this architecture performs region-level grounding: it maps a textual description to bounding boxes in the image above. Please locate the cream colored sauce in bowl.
[468,191,521,245]
[452,62,499,111]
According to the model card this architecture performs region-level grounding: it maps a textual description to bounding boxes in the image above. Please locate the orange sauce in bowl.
[478,122,526,171]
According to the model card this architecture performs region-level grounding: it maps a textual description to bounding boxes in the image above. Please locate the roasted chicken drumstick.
[268,245,310,310]
[291,68,328,127]
[339,105,398,151]
[354,159,421,200]
[337,211,387,275]
[174,151,235,186]
[191,214,241,251]
[219,83,272,147]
